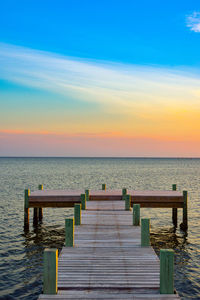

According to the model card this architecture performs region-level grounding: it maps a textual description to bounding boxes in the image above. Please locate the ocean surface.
[0,157,200,299]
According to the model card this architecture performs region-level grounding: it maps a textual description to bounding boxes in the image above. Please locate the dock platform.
[25,186,187,230]
[29,189,184,208]
[38,200,180,299]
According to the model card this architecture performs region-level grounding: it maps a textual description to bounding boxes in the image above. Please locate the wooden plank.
[29,201,80,208]
[38,199,180,299]
[39,291,180,299]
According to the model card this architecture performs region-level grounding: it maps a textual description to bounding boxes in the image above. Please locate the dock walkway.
[38,200,180,299]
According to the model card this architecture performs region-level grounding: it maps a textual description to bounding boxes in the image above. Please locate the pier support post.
[38,184,43,221]
[141,218,150,246]
[172,184,177,227]
[125,194,131,210]
[81,193,86,210]
[43,248,58,294]
[74,203,81,225]
[85,189,90,201]
[122,188,127,200]
[160,249,174,294]
[133,204,140,226]
[180,190,188,230]
[33,207,39,226]
[24,189,30,229]
[65,218,74,246]
[102,184,106,191]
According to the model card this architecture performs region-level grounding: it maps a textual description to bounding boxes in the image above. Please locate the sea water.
[0,157,200,299]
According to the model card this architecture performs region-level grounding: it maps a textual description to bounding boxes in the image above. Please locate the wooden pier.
[38,199,180,299]
[25,186,188,230]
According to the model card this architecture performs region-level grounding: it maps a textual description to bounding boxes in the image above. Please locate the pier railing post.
[141,218,150,246]
[43,248,58,294]
[38,184,43,221]
[122,188,127,200]
[85,189,90,201]
[180,190,188,230]
[172,184,177,227]
[160,249,174,294]
[24,189,30,228]
[74,203,81,225]
[133,204,140,226]
[65,218,74,247]
[125,194,131,210]
[102,184,106,190]
[81,193,86,210]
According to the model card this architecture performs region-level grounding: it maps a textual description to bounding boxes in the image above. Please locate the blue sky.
[1,0,200,66]
[0,1,200,156]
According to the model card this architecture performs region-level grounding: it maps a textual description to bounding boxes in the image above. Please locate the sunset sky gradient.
[0,0,200,156]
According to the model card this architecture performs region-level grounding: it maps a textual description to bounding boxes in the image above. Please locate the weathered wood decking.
[29,189,184,208]
[38,201,180,299]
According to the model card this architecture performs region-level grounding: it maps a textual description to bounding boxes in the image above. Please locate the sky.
[0,0,200,157]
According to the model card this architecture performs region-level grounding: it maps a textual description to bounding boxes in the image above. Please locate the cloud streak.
[186,11,200,33]
[1,42,200,114]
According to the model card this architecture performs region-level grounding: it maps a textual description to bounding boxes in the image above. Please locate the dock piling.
[38,184,43,221]
[133,204,140,226]
[160,249,174,294]
[102,184,106,190]
[43,248,58,295]
[180,190,188,230]
[125,194,131,210]
[74,203,81,225]
[33,207,39,226]
[85,189,90,201]
[122,188,127,200]
[141,218,150,246]
[24,189,30,228]
[81,193,86,210]
[65,218,74,247]
[172,184,177,227]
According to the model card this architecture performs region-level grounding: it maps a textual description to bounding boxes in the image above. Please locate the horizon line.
[0,156,200,159]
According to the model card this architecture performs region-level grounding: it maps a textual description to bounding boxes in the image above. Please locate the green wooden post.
[81,193,86,210]
[24,189,30,227]
[38,184,43,221]
[102,184,106,190]
[125,194,131,210]
[172,184,176,190]
[160,249,174,294]
[122,188,127,200]
[43,248,58,294]
[141,218,150,246]
[38,184,43,190]
[180,190,188,230]
[65,218,74,247]
[85,189,90,201]
[133,204,140,226]
[74,203,81,225]
[172,184,177,227]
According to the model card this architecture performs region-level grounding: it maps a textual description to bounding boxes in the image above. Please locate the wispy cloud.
[186,11,200,32]
[1,43,200,155]
[0,42,200,114]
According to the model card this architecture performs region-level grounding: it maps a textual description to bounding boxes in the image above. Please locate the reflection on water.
[0,157,200,299]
